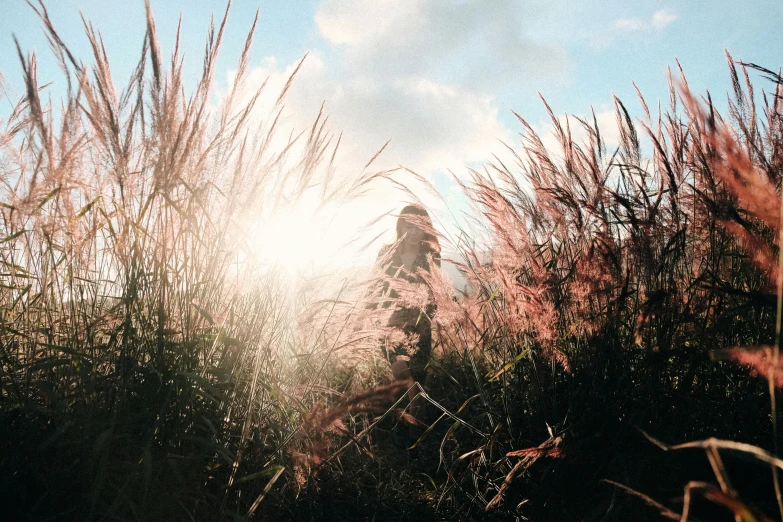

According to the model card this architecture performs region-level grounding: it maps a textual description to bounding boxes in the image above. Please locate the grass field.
[2,3,783,521]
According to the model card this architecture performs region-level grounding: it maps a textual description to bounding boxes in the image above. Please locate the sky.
[2,0,782,271]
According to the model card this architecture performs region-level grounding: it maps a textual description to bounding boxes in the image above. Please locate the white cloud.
[236,53,511,175]
[315,0,419,47]
[652,8,678,29]
[315,0,572,91]
[616,8,677,32]
[305,0,574,187]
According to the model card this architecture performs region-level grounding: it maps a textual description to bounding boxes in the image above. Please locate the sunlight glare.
[255,206,322,272]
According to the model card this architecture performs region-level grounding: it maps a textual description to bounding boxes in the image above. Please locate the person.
[372,205,440,444]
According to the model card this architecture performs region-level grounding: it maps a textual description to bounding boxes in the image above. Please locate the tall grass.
[252,54,783,520]
[0,2,400,520]
[405,54,783,519]
[4,2,783,521]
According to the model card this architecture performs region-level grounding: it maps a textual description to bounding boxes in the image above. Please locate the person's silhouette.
[374,205,440,447]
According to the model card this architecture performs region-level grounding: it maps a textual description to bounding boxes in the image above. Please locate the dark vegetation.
[2,2,783,521]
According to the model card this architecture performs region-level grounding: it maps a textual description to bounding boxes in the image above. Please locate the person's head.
[396,205,430,240]
[395,205,439,255]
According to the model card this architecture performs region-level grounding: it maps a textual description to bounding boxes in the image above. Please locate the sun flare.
[247,204,325,273]
[237,195,375,279]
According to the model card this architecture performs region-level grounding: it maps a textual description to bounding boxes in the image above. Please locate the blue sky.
[2,0,782,259]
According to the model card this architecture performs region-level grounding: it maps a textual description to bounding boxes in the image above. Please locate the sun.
[234,191,388,283]
[235,199,322,279]
[247,204,324,274]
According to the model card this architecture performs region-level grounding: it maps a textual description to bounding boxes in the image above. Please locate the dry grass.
[0,2,409,520]
[396,53,783,520]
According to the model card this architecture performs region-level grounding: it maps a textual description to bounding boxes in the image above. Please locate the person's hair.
[396,205,434,240]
